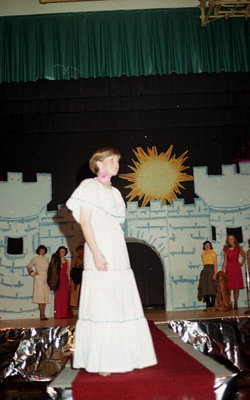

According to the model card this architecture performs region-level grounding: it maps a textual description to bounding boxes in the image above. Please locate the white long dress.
[66,178,157,373]
[28,255,51,304]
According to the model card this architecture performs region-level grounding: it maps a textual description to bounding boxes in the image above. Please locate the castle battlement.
[239,162,250,174]
[194,163,250,208]
[0,173,52,218]
[4,172,51,184]
[221,164,237,175]
[168,198,209,217]
[126,200,167,219]
[6,172,23,182]
[126,198,210,220]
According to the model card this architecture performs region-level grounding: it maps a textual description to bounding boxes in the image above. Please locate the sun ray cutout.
[119,145,193,207]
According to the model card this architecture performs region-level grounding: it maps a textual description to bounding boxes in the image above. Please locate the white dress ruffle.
[66,178,157,372]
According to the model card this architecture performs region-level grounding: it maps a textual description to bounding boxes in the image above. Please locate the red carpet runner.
[72,321,215,400]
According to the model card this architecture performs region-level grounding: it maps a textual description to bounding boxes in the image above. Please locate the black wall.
[1,72,249,209]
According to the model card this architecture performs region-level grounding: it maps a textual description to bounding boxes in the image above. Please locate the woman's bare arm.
[222,252,227,272]
[239,248,246,266]
[212,254,217,280]
[80,206,107,271]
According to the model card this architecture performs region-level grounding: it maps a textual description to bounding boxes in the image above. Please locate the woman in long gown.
[66,147,157,375]
[54,246,71,319]
[222,235,246,310]
[69,244,84,314]
[198,241,217,310]
[27,244,51,320]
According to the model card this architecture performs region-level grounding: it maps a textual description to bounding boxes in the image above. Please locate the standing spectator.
[222,235,246,310]
[247,239,250,271]
[198,241,217,310]
[69,244,84,315]
[27,245,51,320]
[54,246,71,319]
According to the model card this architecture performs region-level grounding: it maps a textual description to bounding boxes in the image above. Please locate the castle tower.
[193,163,250,264]
[0,173,51,316]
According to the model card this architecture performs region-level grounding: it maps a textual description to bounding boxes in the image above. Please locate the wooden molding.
[198,0,250,26]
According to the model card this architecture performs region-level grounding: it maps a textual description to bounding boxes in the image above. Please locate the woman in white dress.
[27,245,51,320]
[66,147,157,376]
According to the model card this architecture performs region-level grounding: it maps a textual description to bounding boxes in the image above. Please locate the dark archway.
[127,241,165,310]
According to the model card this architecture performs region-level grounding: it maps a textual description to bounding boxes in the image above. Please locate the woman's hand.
[94,252,108,271]
[27,267,34,276]
[240,248,246,266]
[212,274,217,281]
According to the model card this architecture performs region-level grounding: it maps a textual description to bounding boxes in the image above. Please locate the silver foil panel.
[0,325,75,382]
[169,317,250,371]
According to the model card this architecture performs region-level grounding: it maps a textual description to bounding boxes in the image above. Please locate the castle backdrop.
[0,161,249,319]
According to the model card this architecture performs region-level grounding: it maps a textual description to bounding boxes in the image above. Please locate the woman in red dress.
[54,246,71,319]
[222,235,246,310]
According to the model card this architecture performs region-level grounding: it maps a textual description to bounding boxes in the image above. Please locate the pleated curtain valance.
[0,8,249,83]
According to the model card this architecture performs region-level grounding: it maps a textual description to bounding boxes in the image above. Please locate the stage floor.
[0,307,249,329]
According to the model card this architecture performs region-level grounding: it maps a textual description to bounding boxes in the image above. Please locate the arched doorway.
[126,241,165,310]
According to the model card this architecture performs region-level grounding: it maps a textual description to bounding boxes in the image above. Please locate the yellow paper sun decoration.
[119,145,193,207]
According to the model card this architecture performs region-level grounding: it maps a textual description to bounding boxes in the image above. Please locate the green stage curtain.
[0,8,249,83]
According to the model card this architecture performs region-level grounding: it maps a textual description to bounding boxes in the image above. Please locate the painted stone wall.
[0,173,83,319]
[0,163,249,319]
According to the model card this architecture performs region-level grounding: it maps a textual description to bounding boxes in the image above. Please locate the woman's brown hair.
[223,234,241,252]
[89,147,121,175]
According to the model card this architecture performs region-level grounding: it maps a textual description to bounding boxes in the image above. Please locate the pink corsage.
[97,172,111,185]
